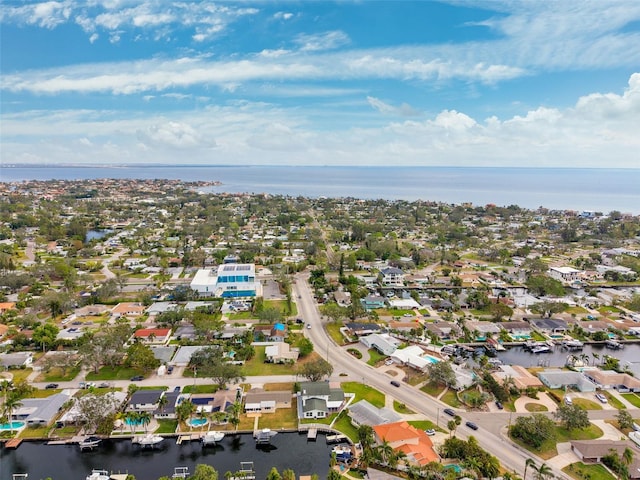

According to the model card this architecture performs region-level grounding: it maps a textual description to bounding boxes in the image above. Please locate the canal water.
[0,433,336,480]
[496,342,640,368]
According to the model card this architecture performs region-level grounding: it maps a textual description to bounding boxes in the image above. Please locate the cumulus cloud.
[136,121,216,149]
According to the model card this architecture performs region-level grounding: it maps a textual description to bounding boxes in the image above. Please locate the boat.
[86,470,110,480]
[605,339,623,349]
[531,345,552,354]
[134,433,164,447]
[172,467,190,479]
[79,436,102,451]
[201,431,225,445]
[331,445,352,456]
[254,428,278,444]
[561,339,584,350]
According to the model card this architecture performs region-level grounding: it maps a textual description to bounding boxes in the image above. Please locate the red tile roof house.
[132,328,172,345]
[373,421,439,466]
[111,302,146,318]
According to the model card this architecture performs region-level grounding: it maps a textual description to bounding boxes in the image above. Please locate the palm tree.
[1,393,23,425]
[377,440,394,465]
[125,411,140,434]
[524,458,537,480]
[138,411,151,433]
[157,394,168,415]
[358,424,375,450]
[533,462,554,480]
[227,401,242,431]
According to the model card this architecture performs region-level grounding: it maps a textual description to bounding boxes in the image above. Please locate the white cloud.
[136,121,215,149]
[274,12,293,21]
[367,97,420,117]
[294,30,350,52]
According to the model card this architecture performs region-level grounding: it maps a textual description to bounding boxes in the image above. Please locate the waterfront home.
[571,441,640,479]
[265,342,299,364]
[189,390,236,414]
[360,333,400,356]
[379,267,405,287]
[153,390,180,419]
[529,318,569,335]
[59,391,127,425]
[579,320,610,334]
[537,369,597,392]
[13,392,71,425]
[465,321,501,341]
[500,321,532,338]
[128,389,164,412]
[391,345,432,371]
[583,369,640,392]
[145,302,179,316]
[297,382,345,419]
[347,400,402,428]
[244,390,292,413]
[372,421,439,466]
[423,321,461,341]
[451,364,476,391]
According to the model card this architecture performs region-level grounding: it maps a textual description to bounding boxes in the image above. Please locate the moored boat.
[134,433,164,447]
[201,431,225,445]
[79,436,102,451]
[86,470,110,480]
[254,428,278,444]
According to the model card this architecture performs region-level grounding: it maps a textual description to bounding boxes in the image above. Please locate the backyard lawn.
[563,462,615,480]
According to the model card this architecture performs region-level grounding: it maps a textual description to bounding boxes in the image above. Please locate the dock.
[176,434,200,445]
[326,434,348,444]
[5,439,22,449]
[307,428,317,440]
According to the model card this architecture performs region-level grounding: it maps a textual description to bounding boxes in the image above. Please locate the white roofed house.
[265,342,299,364]
[548,266,583,284]
[360,333,400,356]
[191,264,258,298]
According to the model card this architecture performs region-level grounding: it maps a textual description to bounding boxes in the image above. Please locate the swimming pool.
[125,418,143,426]
[0,421,25,431]
[188,417,208,427]
[423,355,440,364]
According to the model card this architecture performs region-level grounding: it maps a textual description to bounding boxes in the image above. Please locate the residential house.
[334,291,351,307]
[0,302,16,313]
[255,323,287,342]
[583,369,640,392]
[59,391,127,425]
[492,365,544,390]
[171,346,206,367]
[548,266,582,283]
[347,400,402,428]
[571,441,640,479]
[529,318,568,335]
[580,320,610,334]
[390,345,432,371]
[0,352,33,369]
[372,421,439,466]
[360,333,401,356]
[297,382,345,419]
[265,343,299,364]
[379,267,405,287]
[423,322,460,342]
[537,370,597,392]
[345,323,382,337]
[465,321,501,341]
[361,295,387,311]
[244,390,292,413]
[128,389,164,412]
[154,390,181,419]
[112,302,146,318]
[12,392,71,426]
[132,328,172,345]
[190,390,237,414]
[500,321,532,338]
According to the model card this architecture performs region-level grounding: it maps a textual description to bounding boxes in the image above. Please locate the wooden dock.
[176,434,200,445]
[5,438,22,449]
[307,428,317,440]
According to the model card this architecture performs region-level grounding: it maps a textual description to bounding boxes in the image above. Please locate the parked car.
[384,359,394,366]
[443,408,456,417]
[306,324,311,329]
[425,429,436,436]
[495,400,504,410]
[564,396,573,405]
[595,393,608,404]
[465,421,479,431]
[390,380,401,387]
[45,383,59,389]
[98,382,110,388]
[130,375,144,381]
[167,365,174,374]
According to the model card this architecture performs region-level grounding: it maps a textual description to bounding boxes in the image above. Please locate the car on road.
[390,380,401,387]
[425,429,436,436]
[130,375,144,381]
[98,382,110,388]
[403,313,413,317]
[495,400,504,410]
[465,421,479,430]
[45,383,59,389]
[307,324,311,329]
[595,393,608,404]
[443,408,456,417]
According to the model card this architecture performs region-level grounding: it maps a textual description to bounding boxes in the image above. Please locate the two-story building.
[297,382,345,419]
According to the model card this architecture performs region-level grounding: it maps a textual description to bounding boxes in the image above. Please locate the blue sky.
[1,1,639,168]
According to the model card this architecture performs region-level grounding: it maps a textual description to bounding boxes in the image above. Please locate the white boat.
[254,428,278,444]
[135,434,164,447]
[201,431,225,445]
[86,470,110,480]
[605,339,623,349]
[331,445,352,456]
[172,467,190,479]
[79,436,102,450]
[531,345,551,353]
[630,431,640,448]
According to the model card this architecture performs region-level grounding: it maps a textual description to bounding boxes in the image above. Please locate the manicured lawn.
[440,389,462,408]
[408,420,445,433]
[566,307,589,314]
[86,366,145,381]
[573,398,602,410]
[342,382,385,408]
[326,323,347,345]
[393,401,415,414]
[254,404,298,430]
[366,348,386,366]
[5,368,32,383]
[333,411,359,442]
[156,420,178,434]
[622,393,640,408]
[37,365,81,382]
[525,403,548,412]
[19,426,50,439]
[263,299,298,316]
[511,424,603,459]
[183,384,219,394]
[563,462,615,480]
[241,346,311,376]
[420,382,446,397]
[227,311,255,320]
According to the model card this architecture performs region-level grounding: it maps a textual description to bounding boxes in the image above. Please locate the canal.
[0,433,336,480]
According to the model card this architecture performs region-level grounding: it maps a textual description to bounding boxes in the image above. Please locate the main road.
[293,271,607,480]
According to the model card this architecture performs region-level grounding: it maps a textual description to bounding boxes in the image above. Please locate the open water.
[0,433,335,480]
[496,342,640,368]
[1,165,639,213]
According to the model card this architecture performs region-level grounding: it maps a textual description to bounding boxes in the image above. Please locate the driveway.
[513,392,558,413]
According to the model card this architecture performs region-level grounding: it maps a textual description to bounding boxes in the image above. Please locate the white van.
[564,396,573,405]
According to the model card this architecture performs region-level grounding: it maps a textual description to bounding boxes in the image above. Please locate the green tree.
[188,464,219,480]
[189,347,245,389]
[526,276,565,297]
[266,467,282,480]
[297,358,333,382]
[426,360,457,388]
[327,470,341,480]
[617,410,635,430]
[554,403,590,430]
[533,462,554,480]
[32,323,59,351]
[296,337,314,356]
[126,342,160,373]
[524,458,537,480]
[510,414,556,449]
